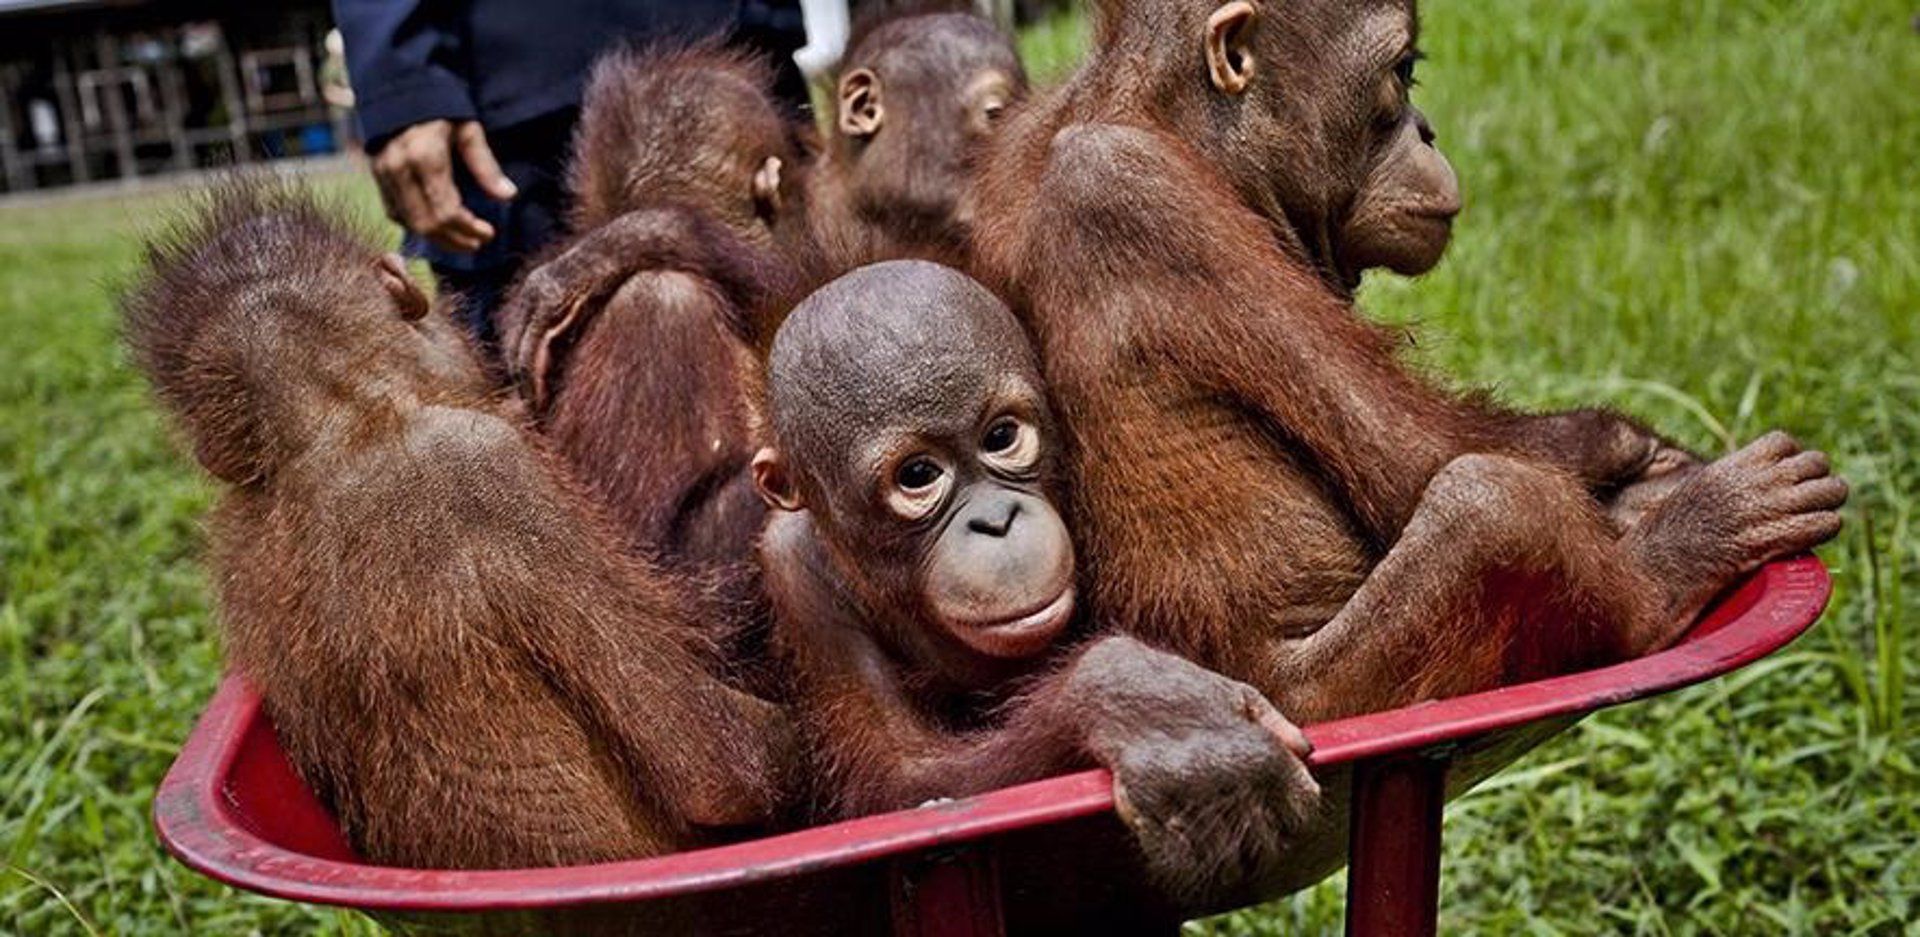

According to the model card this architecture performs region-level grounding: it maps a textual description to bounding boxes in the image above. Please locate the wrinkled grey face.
[842,360,1072,661]
[759,260,1076,664]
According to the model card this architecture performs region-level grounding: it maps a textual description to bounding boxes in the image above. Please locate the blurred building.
[0,0,349,194]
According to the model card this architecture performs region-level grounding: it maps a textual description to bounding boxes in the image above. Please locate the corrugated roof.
[0,0,110,12]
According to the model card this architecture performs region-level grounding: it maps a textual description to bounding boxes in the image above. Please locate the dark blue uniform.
[333,0,808,347]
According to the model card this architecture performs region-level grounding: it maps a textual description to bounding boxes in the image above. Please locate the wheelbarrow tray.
[153,557,1831,936]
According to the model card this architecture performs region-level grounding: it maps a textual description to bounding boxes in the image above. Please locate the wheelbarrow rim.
[151,555,1831,912]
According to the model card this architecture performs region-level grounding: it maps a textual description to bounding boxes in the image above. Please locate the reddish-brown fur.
[497,25,1032,604]
[803,7,1028,272]
[971,0,1846,726]
[125,183,792,868]
[755,262,1319,910]
[496,46,805,614]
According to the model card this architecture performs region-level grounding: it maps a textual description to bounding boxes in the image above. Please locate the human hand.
[370,119,517,252]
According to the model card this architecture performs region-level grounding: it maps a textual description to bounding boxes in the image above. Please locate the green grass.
[0,179,387,935]
[4,1,1916,933]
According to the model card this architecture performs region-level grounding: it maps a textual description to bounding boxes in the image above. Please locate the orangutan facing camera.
[754,260,1320,907]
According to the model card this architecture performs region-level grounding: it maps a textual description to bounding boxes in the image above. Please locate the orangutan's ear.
[752,156,783,220]
[1205,1,1259,96]
[837,68,885,138]
[751,447,805,511]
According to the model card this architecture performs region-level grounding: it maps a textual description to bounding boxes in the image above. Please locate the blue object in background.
[300,123,337,155]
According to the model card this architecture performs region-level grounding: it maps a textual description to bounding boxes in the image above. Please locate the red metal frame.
[1346,756,1446,937]
[153,557,1831,936]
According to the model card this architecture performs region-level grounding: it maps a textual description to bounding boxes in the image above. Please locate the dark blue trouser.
[410,27,807,359]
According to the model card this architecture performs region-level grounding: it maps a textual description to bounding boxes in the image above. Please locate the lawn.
[3,0,1915,933]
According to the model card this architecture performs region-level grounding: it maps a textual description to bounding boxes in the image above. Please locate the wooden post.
[0,66,28,192]
[51,52,88,183]
[94,32,139,183]
[213,35,250,164]
[157,55,192,173]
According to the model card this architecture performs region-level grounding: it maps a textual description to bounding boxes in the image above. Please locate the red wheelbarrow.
[153,557,1831,936]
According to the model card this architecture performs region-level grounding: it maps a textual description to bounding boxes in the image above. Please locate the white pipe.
[793,0,851,81]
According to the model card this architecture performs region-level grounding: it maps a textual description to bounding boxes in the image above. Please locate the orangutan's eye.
[886,454,953,521]
[980,417,1040,475]
[967,71,1016,134]
[896,457,943,491]
[982,420,1019,452]
[1395,49,1424,88]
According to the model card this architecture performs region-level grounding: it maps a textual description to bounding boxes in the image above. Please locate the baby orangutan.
[497,45,804,604]
[751,260,1319,905]
[124,184,791,869]
[804,8,1027,271]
